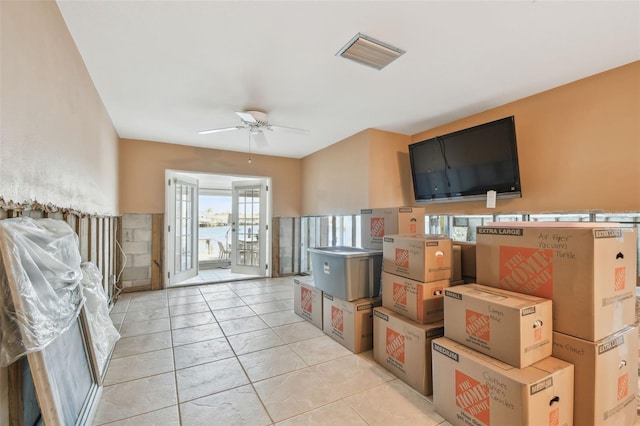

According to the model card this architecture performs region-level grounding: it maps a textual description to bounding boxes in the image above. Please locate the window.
[295,211,640,282]
[300,214,360,274]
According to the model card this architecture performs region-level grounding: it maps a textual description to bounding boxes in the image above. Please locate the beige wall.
[303,62,639,217]
[0,2,119,424]
[368,130,412,208]
[411,61,640,215]
[301,130,370,215]
[0,0,119,215]
[119,139,302,217]
[5,3,634,425]
[299,128,416,215]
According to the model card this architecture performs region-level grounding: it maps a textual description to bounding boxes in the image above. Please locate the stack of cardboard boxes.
[447,222,638,426]
[295,207,426,354]
[293,267,381,353]
[318,207,423,354]
[433,283,575,425]
[372,232,453,395]
[297,214,638,424]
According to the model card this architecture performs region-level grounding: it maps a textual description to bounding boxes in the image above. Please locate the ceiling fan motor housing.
[244,110,269,127]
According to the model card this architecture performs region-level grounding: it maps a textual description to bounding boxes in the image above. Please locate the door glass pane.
[236,186,260,267]
[174,181,197,275]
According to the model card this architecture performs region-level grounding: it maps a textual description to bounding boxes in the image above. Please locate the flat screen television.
[409,116,521,204]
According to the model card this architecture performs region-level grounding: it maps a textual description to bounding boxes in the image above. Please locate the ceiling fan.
[198,110,309,147]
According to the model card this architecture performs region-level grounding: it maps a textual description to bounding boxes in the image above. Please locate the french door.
[166,172,199,285]
[231,180,268,276]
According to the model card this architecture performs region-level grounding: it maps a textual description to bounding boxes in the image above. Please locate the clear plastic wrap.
[80,261,120,374]
[0,217,85,367]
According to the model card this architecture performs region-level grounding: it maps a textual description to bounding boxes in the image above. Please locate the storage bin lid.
[308,246,382,258]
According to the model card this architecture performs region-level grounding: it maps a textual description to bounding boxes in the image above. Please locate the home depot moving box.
[360,207,425,249]
[444,284,552,368]
[322,294,381,353]
[382,234,452,282]
[381,272,448,324]
[293,277,323,329]
[432,337,574,426]
[476,224,637,341]
[552,326,638,426]
[373,307,444,395]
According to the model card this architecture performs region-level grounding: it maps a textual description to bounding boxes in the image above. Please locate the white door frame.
[163,170,272,286]
[165,171,199,286]
[230,179,270,277]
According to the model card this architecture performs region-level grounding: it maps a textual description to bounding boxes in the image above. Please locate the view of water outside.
[199,195,231,261]
[198,194,260,262]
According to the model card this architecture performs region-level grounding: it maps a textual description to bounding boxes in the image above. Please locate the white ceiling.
[56,1,640,159]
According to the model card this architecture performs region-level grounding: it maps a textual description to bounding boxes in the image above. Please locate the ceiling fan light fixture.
[336,33,405,70]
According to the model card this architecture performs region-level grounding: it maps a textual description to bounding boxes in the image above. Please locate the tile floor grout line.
[338,389,372,425]
[169,296,184,426]
[244,319,301,425]
[103,277,450,425]
[237,284,335,424]
[98,403,179,425]
[200,286,278,426]
[100,301,178,426]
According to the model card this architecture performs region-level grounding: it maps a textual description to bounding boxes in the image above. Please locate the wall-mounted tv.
[409,116,521,204]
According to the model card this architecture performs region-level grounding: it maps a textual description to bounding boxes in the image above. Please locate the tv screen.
[409,116,521,204]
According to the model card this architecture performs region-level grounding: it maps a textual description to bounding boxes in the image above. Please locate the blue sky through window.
[199,195,231,215]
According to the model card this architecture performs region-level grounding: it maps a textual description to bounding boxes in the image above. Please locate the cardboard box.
[552,326,638,426]
[476,224,637,341]
[444,283,552,368]
[322,294,381,353]
[455,241,477,281]
[382,234,452,282]
[381,271,448,324]
[452,244,462,281]
[293,276,323,329]
[360,207,425,250]
[373,307,444,395]
[432,337,574,426]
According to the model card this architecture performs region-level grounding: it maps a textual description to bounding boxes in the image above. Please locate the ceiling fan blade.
[197,125,244,135]
[268,124,310,134]
[252,131,269,147]
[235,111,258,124]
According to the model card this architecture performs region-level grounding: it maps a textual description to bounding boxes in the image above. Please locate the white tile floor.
[100,277,451,425]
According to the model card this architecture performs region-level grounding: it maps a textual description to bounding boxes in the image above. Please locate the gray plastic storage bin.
[308,246,383,301]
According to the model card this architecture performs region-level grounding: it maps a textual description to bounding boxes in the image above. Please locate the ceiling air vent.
[336,33,405,70]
